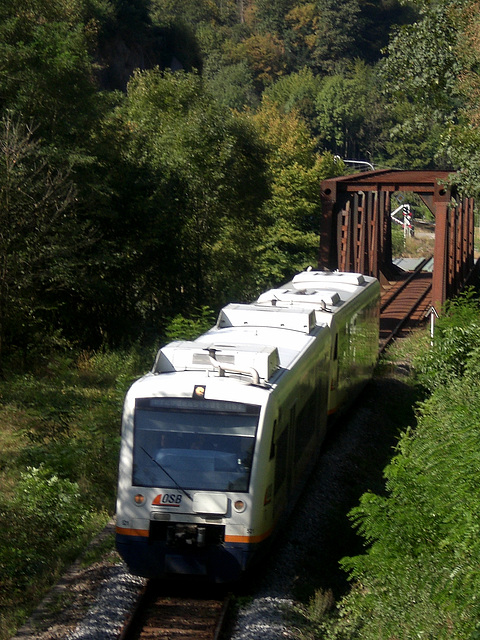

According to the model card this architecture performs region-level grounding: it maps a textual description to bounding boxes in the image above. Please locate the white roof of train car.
[256,270,377,318]
[151,271,376,386]
[155,316,326,381]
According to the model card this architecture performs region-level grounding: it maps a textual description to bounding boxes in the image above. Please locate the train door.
[287,404,296,497]
[328,333,339,416]
[271,402,296,518]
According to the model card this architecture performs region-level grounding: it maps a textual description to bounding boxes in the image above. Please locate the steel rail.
[380,256,432,313]
[119,581,231,640]
[379,281,432,353]
[379,257,434,352]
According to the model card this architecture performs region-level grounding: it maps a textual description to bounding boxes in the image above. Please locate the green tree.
[117,69,269,311]
[248,100,337,286]
[284,3,319,71]
[0,0,100,148]
[380,1,464,168]
[311,0,362,72]
[225,31,287,92]
[357,0,418,63]
[149,0,220,28]
[0,115,89,365]
[282,0,415,72]
[254,0,291,35]
[440,1,480,195]
[204,61,258,110]
[263,66,322,130]
[315,61,387,160]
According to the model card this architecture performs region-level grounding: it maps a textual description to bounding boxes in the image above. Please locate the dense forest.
[2,0,480,638]
[1,0,480,363]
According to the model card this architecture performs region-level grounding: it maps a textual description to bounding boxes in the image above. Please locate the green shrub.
[0,465,97,604]
[0,345,150,638]
[16,465,93,540]
[321,342,480,639]
[164,306,216,342]
[391,224,406,255]
[413,287,480,391]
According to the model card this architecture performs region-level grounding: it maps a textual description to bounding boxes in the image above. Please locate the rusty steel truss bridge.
[319,169,478,315]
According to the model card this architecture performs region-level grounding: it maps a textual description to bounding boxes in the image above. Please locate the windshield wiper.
[140,446,193,501]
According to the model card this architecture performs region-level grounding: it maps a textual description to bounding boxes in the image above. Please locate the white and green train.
[115,270,380,582]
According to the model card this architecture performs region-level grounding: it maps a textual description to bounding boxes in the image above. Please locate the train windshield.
[132,398,260,492]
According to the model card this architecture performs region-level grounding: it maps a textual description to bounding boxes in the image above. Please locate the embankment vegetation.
[0,349,144,637]
[0,316,213,639]
[298,290,480,639]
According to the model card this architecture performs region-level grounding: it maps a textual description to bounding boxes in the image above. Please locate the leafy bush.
[413,287,480,391]
[327,366,480,639]
[0,346,149,638]
[316,292,480,640]
[0,466,97,623]
[391,224,406,255]
[15,465,93,542]
[164,306,216,342]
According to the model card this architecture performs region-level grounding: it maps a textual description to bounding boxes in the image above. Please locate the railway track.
[379,257,433,352]
[119,581,231,640]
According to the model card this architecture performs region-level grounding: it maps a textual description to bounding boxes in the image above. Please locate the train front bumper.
[116,529,258,583]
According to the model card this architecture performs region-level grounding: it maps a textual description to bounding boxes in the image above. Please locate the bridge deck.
[380,270,432,349]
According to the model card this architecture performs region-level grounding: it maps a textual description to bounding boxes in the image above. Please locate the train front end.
[115,361,272,583]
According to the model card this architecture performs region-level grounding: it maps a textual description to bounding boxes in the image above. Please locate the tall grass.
[0,347,151,639]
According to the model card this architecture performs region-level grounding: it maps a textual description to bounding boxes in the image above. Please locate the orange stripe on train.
[116,526,149,537]
[225,528,273,544]
[116,525,273,544]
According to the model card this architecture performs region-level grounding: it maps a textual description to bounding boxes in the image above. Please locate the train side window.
[269,420,277,460]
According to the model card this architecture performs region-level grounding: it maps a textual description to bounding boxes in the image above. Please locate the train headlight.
[234,500,246,513]
[193,385,206,398]
[134,494,145,505]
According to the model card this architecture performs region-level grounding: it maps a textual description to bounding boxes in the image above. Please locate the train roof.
[256,270,378,313]
[151,271,378,387]
[291,270,371,290]
[154,308,327,384]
